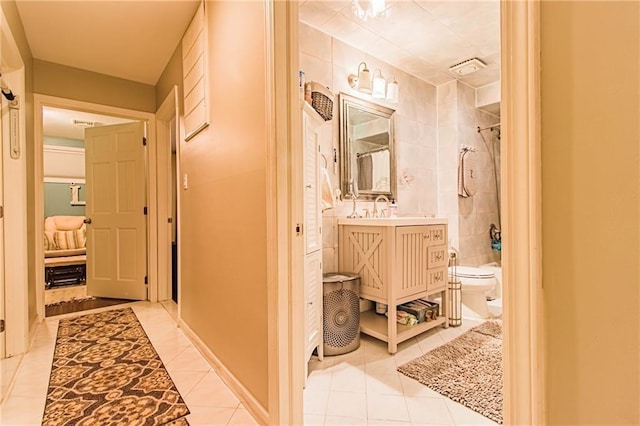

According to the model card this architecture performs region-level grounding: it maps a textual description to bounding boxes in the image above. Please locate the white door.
[85,122,147,300]
[303,107,322,254]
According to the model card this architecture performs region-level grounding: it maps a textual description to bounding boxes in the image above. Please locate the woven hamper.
[308,82,334,121]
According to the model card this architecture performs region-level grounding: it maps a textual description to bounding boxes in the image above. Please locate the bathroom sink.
[337,217,448,226]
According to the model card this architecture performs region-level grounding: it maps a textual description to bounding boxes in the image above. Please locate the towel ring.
[320,153,328,168]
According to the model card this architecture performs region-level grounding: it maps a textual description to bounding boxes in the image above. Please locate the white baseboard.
[178,319,269,425]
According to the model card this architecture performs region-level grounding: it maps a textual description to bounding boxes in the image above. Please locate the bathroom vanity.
[338,218,449,353]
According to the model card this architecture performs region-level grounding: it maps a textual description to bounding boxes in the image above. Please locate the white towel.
[371,149,390,192]
[321,167,334,211]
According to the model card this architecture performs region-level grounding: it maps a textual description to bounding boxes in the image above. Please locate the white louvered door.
[303,104,324,366]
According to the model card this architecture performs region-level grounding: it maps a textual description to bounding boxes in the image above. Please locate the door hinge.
[144,276,148,285]
[0,205,3,218]
[143,207,148,215]
[142,137,147,146]
[296,223,303,235]
[0,319,5,333]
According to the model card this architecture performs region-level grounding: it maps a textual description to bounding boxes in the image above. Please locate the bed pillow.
[75,228,87,248]
[44,231,58,251]
[54,230,79,250]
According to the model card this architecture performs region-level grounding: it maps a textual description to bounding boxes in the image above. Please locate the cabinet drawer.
[427,245,448,268]
[427,267,447,292]
[424,225,446,246]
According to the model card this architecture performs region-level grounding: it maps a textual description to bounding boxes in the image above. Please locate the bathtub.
[480,261,502,317]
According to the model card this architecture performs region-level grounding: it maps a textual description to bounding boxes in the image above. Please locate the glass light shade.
[371,0,386,16]
[357,68,372,94]
[386,79,399,103]
[372,75,386,98]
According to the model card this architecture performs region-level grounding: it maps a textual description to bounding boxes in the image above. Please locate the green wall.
[44,183,85,218]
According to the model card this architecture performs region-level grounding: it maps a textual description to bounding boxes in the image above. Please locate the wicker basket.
[308,82,334,121]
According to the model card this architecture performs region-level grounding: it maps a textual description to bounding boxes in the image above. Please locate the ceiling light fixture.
[353,0,387,21]
[348,62,372,94]
[448,57,487,76]
[73,120,96,128]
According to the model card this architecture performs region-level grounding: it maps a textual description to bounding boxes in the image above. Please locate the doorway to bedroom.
[40,105,142,317]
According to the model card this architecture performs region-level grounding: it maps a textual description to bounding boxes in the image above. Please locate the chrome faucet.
[373,195,390,218]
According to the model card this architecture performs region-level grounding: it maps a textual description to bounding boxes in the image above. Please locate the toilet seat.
[449,266,495,279]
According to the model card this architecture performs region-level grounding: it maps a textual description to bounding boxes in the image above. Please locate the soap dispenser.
[389,200,398,217]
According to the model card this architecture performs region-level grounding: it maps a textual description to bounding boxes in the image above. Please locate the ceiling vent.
[449,58,487,76]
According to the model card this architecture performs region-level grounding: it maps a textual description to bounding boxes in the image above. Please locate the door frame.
[270,1,545,425]
[33,94,157,320]
[0,9,28,360]
[155,86,181,308]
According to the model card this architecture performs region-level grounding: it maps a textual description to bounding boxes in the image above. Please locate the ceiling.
[299,0,500,88]
[15,0,200,85]
[43,107,134,141]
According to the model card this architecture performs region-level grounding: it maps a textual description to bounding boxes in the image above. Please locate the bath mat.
[398,320,503,424]
[42,307,190,426]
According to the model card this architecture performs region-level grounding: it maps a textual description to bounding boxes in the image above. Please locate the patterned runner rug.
[42,307,190,426]
[398,320,503,424]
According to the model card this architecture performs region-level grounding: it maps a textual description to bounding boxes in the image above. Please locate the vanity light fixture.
[348,62,372,94]
[372,69,386,99]
[386,75,399,103]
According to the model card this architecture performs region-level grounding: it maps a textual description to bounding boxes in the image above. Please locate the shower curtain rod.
[477,123,501,132]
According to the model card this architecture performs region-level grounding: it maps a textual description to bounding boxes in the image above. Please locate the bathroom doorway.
[296,1,509,424]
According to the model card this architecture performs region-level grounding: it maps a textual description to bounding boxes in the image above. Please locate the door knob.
[84,218,92,224]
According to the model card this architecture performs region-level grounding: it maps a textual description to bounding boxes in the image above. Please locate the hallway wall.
[33,59,156,113]
[165,1,270,411]
[541,2,640,424]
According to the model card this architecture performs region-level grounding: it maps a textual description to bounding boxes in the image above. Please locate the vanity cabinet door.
[395,226,428,299]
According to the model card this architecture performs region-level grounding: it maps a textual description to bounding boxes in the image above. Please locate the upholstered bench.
[44,216,87,288]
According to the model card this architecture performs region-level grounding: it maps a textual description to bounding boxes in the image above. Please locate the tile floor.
[1,302,500,426]
[0,302,259,426]
[303,318,499,426]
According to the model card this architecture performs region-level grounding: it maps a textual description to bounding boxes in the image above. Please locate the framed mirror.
[339,93,396,200]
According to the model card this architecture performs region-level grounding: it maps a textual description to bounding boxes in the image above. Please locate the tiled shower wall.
[300,23,501,271]
[455,82,501,266]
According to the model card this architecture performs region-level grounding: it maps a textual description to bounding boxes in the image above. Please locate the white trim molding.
[501,1,545,424]
[269,1,303,424]
[179,319,269,425]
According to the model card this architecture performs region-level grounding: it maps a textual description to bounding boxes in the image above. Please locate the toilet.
[448,266,497,319]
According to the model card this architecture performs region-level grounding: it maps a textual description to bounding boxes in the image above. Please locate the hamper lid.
[323,272,359,283]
